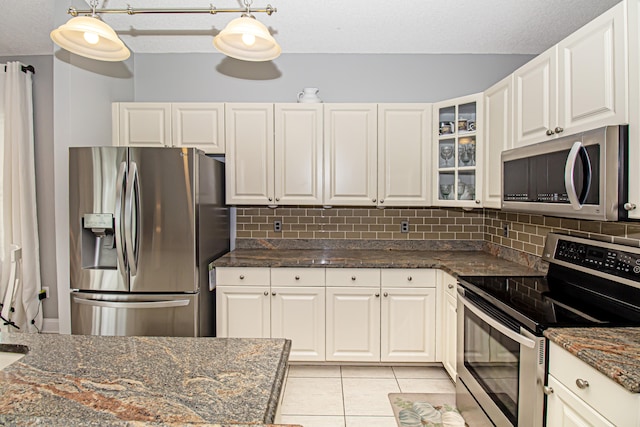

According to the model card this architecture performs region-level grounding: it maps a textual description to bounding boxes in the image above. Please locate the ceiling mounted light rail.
[51,0,280,62]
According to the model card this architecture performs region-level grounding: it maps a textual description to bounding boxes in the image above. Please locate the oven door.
[456,287,546,427]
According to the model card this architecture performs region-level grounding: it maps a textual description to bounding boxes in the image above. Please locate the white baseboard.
[42,318,59,334]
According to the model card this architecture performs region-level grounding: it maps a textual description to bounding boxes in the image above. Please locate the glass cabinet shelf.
[434,97,481,205]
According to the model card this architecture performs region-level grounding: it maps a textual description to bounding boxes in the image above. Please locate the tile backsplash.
[236,206,640,257]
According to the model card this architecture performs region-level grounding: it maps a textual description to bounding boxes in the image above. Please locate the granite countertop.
[544,327,640,393]
[0,333,291,426]
[213,248,542,277]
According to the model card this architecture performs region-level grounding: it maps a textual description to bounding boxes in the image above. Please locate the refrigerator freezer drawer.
[71,292,199,337]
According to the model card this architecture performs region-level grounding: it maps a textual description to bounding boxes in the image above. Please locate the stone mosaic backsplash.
[235,206,640,258]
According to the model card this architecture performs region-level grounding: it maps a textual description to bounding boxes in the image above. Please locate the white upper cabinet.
[513,48,557,147]
[514,1,627,147]
[628,0,640,220]
[274,104,324,205]
[377,104,432,206]
[433,94,483,207]
[225,103,275,205]
[323,104,378,206]
[113,102,225,153]
[483,75,513,209]
[171,103,225,153]
[114,103,171,148]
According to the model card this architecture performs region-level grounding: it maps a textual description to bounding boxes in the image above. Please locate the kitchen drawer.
[381,269,436,287]
[271,268,325,286]
[548,341,639,427]
[216,267,271,286]
[326,268,380,287]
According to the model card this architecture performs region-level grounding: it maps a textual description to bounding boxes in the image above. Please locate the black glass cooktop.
[458,269,640,334]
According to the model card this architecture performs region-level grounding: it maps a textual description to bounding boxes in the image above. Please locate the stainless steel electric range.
[456,232,640,427]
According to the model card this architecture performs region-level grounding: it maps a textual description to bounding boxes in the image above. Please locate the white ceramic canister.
[297,87,322,103]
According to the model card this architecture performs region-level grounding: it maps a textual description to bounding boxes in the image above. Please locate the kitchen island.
[0,333,291,426]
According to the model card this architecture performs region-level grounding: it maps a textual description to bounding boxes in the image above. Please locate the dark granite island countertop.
[0,333,291,426]
[213,249,543,277]
[544,327,640,393]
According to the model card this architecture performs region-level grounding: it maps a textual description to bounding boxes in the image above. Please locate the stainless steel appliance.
[456,233,640,427]
[69,147,229,337]
[501,125,629,221]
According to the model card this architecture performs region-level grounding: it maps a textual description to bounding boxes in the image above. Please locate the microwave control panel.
[555,239,640,280]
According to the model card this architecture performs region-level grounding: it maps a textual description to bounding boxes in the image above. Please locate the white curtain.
[0,62,42,332]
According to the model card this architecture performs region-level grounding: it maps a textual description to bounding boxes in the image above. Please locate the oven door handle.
[458,292,536,349]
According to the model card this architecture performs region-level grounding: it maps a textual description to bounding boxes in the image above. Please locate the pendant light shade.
[213,16,281,62]
[50,16,130,62]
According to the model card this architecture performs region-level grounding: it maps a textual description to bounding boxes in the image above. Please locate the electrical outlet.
[274,220,282,232]
[39,287,49,300]
[502,223,509,237]
[401,220,409,233]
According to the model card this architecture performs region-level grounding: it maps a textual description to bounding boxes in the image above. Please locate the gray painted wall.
[133,53,534,102]
[0,54,57,319]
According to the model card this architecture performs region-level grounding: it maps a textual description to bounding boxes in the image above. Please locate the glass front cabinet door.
[433,94,483,207]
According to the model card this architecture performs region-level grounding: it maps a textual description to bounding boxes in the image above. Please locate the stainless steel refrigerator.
[69,147,229,337]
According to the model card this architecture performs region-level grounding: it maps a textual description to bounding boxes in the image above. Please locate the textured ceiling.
[0,0,623,57]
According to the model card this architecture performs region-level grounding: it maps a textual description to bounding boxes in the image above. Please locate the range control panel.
[555,238,640,281]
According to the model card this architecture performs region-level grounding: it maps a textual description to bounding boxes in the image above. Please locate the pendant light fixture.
[50,1,130,62]
[51,1,279,63]
[213,0,281,61]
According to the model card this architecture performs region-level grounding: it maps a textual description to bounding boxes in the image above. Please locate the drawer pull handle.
[576,379,589,389]
[375,293,380,297]
[295,275,300,280]
[448,284,454,289]
[351,276,356,281]
[543,386,554,395]
[263,291,269,296]
[383,292,388,297]
[272,292,276,296]
[239,275,245,280]
[407,276,412,281]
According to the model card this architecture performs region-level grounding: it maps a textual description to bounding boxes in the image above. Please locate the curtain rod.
[2,64,35,74]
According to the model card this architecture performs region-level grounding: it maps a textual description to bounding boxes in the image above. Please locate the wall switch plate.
[401,220,409,233]
[274,220,282,232]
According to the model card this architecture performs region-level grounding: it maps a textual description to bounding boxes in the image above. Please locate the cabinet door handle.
[239,275,245,280]
[475,200,481,204]
[380,199,384,204]
[383,292,388,297]
[372,198,377,203]
[351,276,357,281]
[555,126,564,134]
[448,284,454,289]
[275,197,280,202]
[295,275,300,280]
[263,291,269,296]
[375,293,380,297]
[546,129,555,136]
[624,202,637,211]
[268,197,273,201]
[407,276,412,281]
[543,386,554,395]
[575,379,589,389]
[271,292,276,296]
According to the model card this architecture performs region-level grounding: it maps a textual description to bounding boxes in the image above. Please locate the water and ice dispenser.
[82,213,117,269]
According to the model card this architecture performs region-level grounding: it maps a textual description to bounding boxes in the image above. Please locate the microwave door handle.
[458,292,536,349]
[114,161,127,278]
[124,161,139,276]
[564,141,585,210]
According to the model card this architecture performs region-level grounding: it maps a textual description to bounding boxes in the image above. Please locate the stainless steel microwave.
[501,125,628,221]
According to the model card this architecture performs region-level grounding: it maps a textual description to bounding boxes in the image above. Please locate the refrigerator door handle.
[124,161,140,276]
[73,296,191,309]
[114,161,127,278]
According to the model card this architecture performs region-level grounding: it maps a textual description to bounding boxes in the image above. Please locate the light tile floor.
[280,365,455,427]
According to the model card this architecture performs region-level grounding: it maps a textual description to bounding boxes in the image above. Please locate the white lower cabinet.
[216,266,442,363]
[326,287,381,362]
[546,341,640,427]
[216,286,270,338]
[441,272,457,381]
[271,286,325,362]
